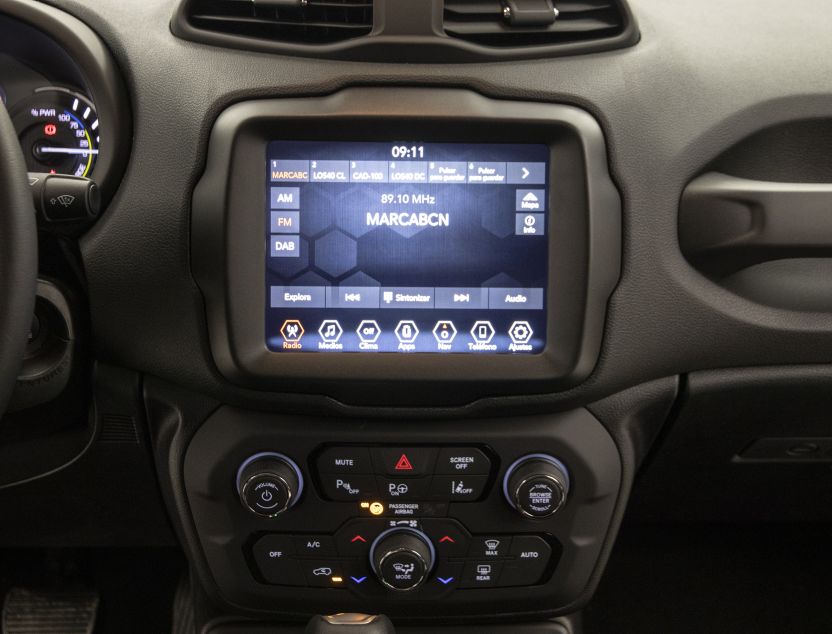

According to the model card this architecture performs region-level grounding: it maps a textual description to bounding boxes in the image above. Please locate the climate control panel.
[250,517,556,597]
[182,408,622,619]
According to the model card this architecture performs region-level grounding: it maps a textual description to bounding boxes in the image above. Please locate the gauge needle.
[37,146,99,155]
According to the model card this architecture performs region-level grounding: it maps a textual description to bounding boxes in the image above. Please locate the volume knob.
[504,454,570,518]
[236,452,303,518]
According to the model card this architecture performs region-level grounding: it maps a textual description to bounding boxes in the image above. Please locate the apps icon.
[508,321,533,344]
[280,319,304,342]
[356,320,381,343]
[394,320,419,344]
[318,319,343,343]
[470,321,495,344]
[433,320,457,344]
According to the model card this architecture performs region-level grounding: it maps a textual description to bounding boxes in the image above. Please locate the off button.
[435,447,491,475]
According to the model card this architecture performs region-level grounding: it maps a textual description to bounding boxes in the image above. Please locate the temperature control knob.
[504,454,570,518]
[370,528,435,592]
[236,452,303,518]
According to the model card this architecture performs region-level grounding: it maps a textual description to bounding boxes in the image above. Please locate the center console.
[184,408,620,620]
[182,89,624,623]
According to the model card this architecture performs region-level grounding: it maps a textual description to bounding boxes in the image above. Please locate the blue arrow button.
[437,577,454,585]
[351,576,367,584]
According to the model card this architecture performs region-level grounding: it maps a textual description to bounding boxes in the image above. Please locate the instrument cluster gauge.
[11,86,100,177]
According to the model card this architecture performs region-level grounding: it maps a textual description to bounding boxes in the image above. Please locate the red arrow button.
[439,535,455,543]
[351,535,367,543]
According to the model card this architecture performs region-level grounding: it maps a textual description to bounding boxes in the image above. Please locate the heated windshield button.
[373,447,438,476]
[435,448,491,475]
[317,447,372,474]
[468,536,512,559]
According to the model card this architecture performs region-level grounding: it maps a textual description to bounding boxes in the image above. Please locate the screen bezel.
[192,89,621,405]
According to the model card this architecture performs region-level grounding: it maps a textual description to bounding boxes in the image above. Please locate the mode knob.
[236,452,304,518]
[503,454,570,518]
[370,528,435,592]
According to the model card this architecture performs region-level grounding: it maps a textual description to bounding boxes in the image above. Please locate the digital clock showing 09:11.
[391,145,424,159]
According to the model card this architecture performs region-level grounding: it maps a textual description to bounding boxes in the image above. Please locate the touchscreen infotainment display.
[265,141,549,354]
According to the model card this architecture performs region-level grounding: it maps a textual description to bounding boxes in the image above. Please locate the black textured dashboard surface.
[44,0,832,411]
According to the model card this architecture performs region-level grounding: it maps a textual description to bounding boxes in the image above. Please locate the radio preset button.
[435,448,491,475]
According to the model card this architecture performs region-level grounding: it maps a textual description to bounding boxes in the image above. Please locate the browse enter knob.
[504,454,570,518]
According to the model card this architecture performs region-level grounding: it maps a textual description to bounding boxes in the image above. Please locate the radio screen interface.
[265,141,549,354]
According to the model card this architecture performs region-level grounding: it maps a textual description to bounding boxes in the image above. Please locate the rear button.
[460,561,504,588]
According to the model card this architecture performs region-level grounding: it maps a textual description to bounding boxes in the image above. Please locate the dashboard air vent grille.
[185,0,373,45]
[443,0,627,47]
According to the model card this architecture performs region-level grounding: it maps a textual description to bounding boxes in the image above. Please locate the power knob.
[369,528,435,592]
[236,452,304,518]
[503,454,570,519]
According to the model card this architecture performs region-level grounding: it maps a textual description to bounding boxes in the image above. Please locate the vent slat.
[184,0,372,44]
[443,0,625,48]
[193,14,372,30]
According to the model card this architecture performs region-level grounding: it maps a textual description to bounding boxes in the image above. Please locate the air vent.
[183,0,373,45]
[444,0,628,48]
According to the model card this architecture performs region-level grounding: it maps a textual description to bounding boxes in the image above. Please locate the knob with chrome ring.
[236,452,304,518]
[369,527,435,592]
[503,453,570,518]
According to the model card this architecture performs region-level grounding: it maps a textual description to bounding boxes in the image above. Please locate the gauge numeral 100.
[391,145,424,159]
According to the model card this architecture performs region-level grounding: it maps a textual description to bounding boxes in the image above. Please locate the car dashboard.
[1,0,832,632]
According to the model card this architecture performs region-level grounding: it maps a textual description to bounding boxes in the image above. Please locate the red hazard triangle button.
[395,454,414,471]
[376,447,437,476]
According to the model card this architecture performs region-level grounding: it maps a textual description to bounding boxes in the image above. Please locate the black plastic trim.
[170,0,639,63]
[191,89,621,406]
